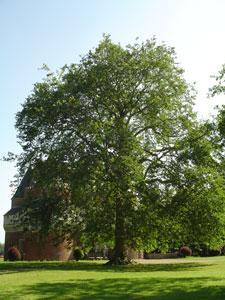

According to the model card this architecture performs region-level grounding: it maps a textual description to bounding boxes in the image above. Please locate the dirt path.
[135,258,210,264]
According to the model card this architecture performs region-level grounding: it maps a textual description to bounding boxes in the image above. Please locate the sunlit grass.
[0,257,225,299]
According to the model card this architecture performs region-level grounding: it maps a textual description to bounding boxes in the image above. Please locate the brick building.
[3,170,73,261]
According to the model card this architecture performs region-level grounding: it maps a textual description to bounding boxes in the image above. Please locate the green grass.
[1,257,225,299]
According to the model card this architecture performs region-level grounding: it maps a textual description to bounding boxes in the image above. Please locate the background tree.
[15,36,225,264]
[0,243,4,255]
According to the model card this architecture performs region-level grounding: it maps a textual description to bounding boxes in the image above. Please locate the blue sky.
[1,0,225,242]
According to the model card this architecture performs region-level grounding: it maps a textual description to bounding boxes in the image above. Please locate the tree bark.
[107,197,131,265]
[106,120,133,265]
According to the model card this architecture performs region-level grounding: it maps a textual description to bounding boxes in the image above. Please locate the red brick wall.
[11,198,25,208]
[4,232,73,261]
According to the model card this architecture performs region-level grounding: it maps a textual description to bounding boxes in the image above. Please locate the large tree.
[15,36,225,264]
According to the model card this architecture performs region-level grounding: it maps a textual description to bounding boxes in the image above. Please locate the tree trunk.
[107,121,133,265]
[107,197,131,265]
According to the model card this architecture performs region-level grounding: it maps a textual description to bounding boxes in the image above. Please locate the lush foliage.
[0,243,4,255]
[15,36,225,263]
[7,247,21,261]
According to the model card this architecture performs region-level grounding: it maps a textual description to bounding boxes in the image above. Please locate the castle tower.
[4,170,73,260]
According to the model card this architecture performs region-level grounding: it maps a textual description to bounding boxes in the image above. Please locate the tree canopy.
[15,36,225,264]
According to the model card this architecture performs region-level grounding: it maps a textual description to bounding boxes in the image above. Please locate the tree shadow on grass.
[1,276,225,300]
[0,260,211,275]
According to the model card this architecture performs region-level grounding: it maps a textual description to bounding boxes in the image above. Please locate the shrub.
[192,245,221,257]
[179,246,192,257]
[74,248,84,261]
[208,249,221,256]
[7,246,21,261]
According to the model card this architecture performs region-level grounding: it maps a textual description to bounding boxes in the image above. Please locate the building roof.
[4,206,23,216]
[12,168,32,199]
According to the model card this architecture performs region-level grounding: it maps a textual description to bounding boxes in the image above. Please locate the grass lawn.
[1,257,225,299]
